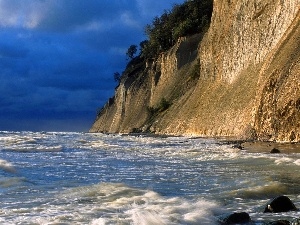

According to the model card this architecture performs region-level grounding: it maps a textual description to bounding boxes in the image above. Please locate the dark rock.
[267,220,290,225]
[233,143,244,149]
[218,212,251,224]
[232,141,244,150]
[263,196,298,213]
[270,148,281,153]
[291,218,300,225]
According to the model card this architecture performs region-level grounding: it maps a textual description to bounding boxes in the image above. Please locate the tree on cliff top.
[126,45,137,60]
[113,72,121,83]
[121,0,213,81]
[141,0,213,58]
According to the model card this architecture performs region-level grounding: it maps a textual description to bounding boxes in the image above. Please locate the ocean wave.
[0,158,16,173]
[0,182,222,224]
[0,177,25,188]
[0,132,64,152]
[229,181,287,199]
[3,145,63,152]
[269,155,300,167]
[48,182,221,225]
[127,196,220,225]
[294,159,300,166]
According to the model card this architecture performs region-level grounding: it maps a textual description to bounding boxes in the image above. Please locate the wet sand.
[240,141,300,154]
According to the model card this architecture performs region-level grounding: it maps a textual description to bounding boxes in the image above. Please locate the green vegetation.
[158,98,172,111]
[148,98,172,115]
[141,0,213,58]
[114,0,213,85]
[145,98,172,131]
[190,60,200,80]
[109,0,214,131]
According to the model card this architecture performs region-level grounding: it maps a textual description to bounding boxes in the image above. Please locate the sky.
[0,0,185,132]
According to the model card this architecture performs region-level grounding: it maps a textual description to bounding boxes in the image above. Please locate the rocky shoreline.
[219,139,300,154]
[216,140,300,224]
[219,196,299,225]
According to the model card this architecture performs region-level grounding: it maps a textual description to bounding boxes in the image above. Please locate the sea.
[0,131,299,225]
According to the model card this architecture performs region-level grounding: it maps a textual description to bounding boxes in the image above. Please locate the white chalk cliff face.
[90,0,300,142]
[200,0,299,83]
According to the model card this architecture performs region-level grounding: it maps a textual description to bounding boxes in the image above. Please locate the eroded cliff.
[90,0,300,142]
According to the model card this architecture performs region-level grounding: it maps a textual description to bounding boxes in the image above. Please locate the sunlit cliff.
[91,0,300,142]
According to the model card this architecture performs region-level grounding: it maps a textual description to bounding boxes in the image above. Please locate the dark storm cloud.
[0,0,185,131]
[36,0,138,32]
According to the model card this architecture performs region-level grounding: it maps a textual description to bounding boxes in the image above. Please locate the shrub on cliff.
[147,98,172,116]
[126,45,137,60]
[113,72,121,83]
[159,98,171,112]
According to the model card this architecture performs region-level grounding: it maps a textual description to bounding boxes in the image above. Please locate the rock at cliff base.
[263,196,298,213]
[270,148,281,154]
[267,220,290,225]
[218,212,251,224]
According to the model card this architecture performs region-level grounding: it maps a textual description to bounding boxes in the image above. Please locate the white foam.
[0,131,66,152]
[274,157,294,165]
[4,144,63,152]
[90,218,106,225]
[293,159,300,166]
[130,210,168,225]
[42,183,220,225]
[127,197,219,225]
[0,158,16,173]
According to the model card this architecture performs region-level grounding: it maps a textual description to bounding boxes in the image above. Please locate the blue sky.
[0,0,184,132]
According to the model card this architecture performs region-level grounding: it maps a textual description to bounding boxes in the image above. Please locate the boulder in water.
[263,196,298,213]
[291,218,300,225]
[218,212,251,224]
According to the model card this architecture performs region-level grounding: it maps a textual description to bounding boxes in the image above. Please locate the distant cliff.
[90,0,300,142]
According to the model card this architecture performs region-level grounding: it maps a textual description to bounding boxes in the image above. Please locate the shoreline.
[239,141,300,154]
[219,139,300,154]
[91,131,300,154]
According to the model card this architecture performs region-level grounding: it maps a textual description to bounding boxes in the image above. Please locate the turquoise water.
[0,131,299,224]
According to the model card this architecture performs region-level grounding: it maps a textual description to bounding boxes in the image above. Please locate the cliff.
[90,0,300,142]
